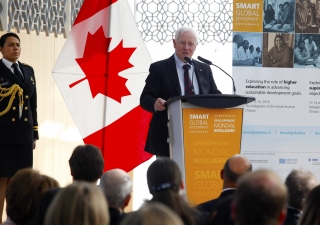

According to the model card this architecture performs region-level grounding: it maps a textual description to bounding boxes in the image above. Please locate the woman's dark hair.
[6,169,59,225]
[298,185,320,225]
[0,32,20,47]
[147,157,198,225]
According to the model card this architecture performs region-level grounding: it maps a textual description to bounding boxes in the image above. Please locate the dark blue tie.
[183,64,193,95]
[12,63,24,82]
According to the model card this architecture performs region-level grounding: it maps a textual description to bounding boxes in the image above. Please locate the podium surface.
[167,94,254,205]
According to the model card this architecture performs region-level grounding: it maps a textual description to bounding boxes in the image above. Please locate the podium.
[166,94,255,205]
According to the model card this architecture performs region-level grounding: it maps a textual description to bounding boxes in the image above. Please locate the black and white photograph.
[263,0,295,33]
[294,33,320,67]
[232,32,263,67]
[295,0,320,33]
[263,33,294,67]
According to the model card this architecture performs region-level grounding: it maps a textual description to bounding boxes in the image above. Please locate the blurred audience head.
[69,144,104,182]
[298,185,320,225]
[45,182,109,225]
[119,202,184,225]
[233,169,288,225]
[285,169,318,211]
[221,154,252,189]
[99,168,132,211]
[6,168,59,225]
[147,157,200,225]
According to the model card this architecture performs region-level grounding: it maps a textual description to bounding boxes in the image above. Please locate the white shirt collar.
[2,58,19,70]
[174,53,192,69]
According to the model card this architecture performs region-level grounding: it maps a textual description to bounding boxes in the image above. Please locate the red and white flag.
[52,0,153,172]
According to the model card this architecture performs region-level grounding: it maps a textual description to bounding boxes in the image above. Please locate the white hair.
[174,27,199,43]
[99,169,133,208]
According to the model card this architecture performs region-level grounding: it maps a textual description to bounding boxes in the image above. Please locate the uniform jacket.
[0,59,38,144]
[140,55,221,156]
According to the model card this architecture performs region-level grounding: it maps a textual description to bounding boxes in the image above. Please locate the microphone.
[197,56,237,95]
[184,57,195,94]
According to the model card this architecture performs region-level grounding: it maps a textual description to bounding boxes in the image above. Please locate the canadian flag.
[52,0,153,172]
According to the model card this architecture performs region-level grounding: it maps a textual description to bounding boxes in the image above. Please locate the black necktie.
[183,64,193,95]
[12,63,24,82]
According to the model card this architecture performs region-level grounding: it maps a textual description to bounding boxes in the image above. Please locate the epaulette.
[21,63,32,68]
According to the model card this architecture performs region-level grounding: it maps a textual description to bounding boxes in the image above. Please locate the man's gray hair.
[99,169,133,208]
[285,168,318,210]
[174,27,199,43]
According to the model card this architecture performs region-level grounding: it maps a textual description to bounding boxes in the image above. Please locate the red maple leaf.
[70,26,136,103]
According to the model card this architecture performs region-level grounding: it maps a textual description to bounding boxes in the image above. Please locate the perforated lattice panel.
[136,0,232,44]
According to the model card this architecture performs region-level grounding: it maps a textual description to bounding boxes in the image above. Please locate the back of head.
[120,202,184,225]
[99,168,133,209]
[45,182,109,225]
[285,169,318,210]
[298,185,320,225]
[147,157,196,225]
[69,144,104,182]
[234,169,288,225]
[223,154,252,188]
[6,169,59,225]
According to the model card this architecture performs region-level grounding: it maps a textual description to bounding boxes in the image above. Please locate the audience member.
[147,157,208,225]
[119,202,184,225]
[33,188,61,225]
[201,155,252,225]
[283,169,318,225]
[232,169,288,225]
[2,169,59,225]
[298,185,320,225]
[198,154,252,213]
[69,144,104,183]
[44,182,109,225]
[99,169,133,225]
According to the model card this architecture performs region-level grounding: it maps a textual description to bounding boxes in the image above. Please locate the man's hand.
[154,98,166,111]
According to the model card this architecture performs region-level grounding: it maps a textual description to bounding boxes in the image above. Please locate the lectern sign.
[182,107,244,205]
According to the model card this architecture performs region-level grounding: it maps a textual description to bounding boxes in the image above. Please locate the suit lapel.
[165,55,181,95]
[0,59,24,86]
[193,60,209,94]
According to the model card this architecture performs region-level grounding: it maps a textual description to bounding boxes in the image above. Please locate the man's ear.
[278,208,287,225]
[173,39,177,49]
[220,169,224,180]
[124,194,131,207]
[180,180,184,190]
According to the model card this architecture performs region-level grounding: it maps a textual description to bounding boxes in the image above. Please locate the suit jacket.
[140,55,221,156]
[198,189,236,214]
[109,207,125,225]
[283,206,301,225]
[0,59,38,144]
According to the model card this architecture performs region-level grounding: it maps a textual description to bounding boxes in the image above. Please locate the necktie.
[12,63,24,82]
[183,64,194,95]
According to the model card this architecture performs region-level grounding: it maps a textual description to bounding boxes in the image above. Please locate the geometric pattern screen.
[0,0,232,44]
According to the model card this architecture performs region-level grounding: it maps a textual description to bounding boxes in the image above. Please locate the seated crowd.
[1,144,319,225]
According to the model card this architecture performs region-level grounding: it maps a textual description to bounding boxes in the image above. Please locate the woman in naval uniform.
[0,32,38,222]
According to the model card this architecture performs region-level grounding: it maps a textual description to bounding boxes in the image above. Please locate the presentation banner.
[233,0,320,178]
[182,108,243,204]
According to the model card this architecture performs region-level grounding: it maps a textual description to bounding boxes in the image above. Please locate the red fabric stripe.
[73,0,117,26]
[83,106,153,172]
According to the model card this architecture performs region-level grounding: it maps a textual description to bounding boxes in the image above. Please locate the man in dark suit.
[99,169,132,225]
[283,169,318,225]
[198,154,252,223]
[140,27,221,157]
[232,169,287,225]
[0,32,38,223]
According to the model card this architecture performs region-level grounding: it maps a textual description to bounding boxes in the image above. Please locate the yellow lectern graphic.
[233,0,263,32]
[182,108,243,205]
